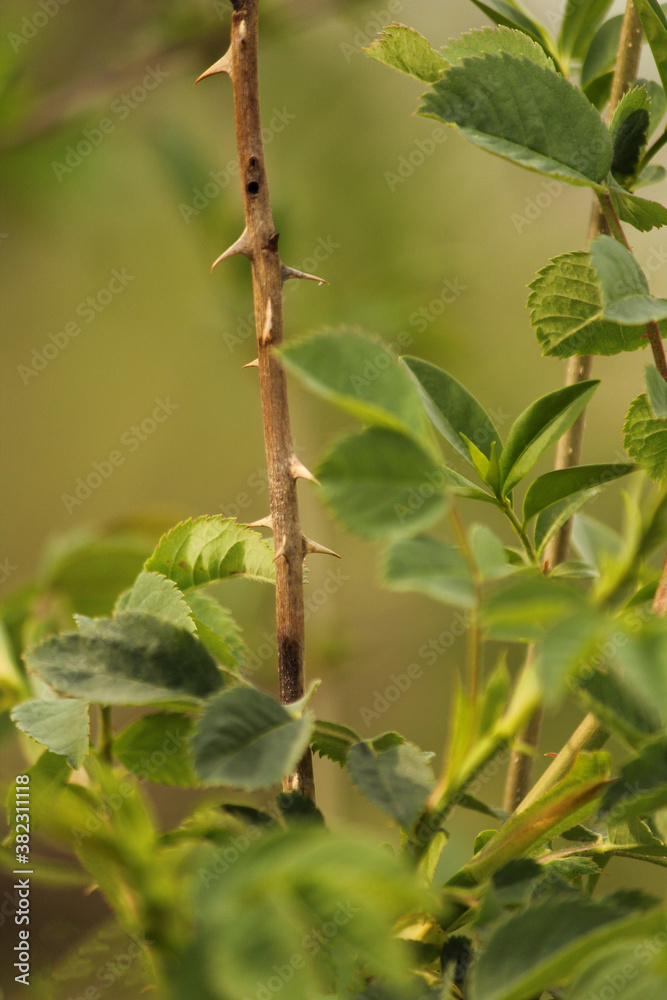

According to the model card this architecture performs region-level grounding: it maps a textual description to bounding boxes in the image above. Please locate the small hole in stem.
[247,181,260,195]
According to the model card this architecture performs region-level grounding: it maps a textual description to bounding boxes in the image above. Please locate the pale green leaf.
[382,535,476,607]
[115,571,195,632]
[113,711,198,787]
[647,364,667,416]
[11,698,89,768]
[347,740,435,828]
[442,25,554,68]
[185,591,246,670]
[624,392,667,480]
[590,235,667,324]
[364,22,447,83]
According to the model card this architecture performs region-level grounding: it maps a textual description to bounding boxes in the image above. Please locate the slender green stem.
[449,503,482,703]
[502,500,536,563]
[99,705,113,764]
[635,128,667,178]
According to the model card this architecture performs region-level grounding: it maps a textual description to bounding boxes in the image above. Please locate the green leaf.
[567,941,667,1000]
[624,392,667,480]
[647,364,667,416]
[11,698,89,768]
[559,0,614,59]
[615,624,667,726]
[599,737,667,822]
[185,591,246,670]
[279,328,427,440]
[364,22,447,83]
[463,436,502,493]
[191,687,314,790]
[499,380,599,493]
[590,235,667,324]
[115,571,195,632]
[572,512,624,570]
[482,571,581,641]
[633,0,667,94]
[316,426,449,539]
[466,0,553,49]
[479,657,511,735]
[468,896,665,1000]
[642,78,667,136]
[535,611,612,700]
[577,665,663,749]
[522,463,636,523]
[441,25,554,68]
[311,721,404,767]
[441,467,498,504]
[528,251,663,358]
[113,712,198,787]
[402,356,502,464]
[25,613,223,706]
[420,52,612,185]
[635,162,667,187]
[534,489,599,556]
[347,740,435,828]
[469,524,512,580]
[610,84,651,177]
[382,536,476,608]
[581,14,622,100]
[144,516,275,591]
[609,182,667,231]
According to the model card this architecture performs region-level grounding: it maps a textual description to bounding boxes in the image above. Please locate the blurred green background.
[1,0,666,993]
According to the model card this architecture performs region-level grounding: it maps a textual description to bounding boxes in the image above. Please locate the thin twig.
[201,0,315,799]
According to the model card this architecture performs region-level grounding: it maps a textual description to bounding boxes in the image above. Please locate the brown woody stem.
[502,0,644,813]
[204,0,314,799]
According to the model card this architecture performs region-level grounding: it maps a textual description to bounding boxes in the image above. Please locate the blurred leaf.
[402,356,502,465]
[642,78,667,136]
[559,0,614,59]
[567,941,667,1000]
[522,463,636,523]
[468,895,665,1000]
[25,613,223,706]
[316,427,448,539]
[647,364,667,416]
[481,572,581,641]
[279,329,427,440]
[633,0,667,94]
[528,250,664,357]
[191,687,314,790]
[115,571,195,632]
[599,737,667,822]
[365,22,447,82]
[11,697,89,768]
[479,656,511,735]
[113,711,198,787]
[469,524,512,580]
[535,611,611,700]
[420,51,612,185]
[0,618,28,711]
[382,536,476,607]
[466,0,553,50]
[347,740,435,828]
[624,393,667,480]
[577,665,664,749]
[610,84,651,178]
[499,381,599,493]
[145,517,275,590]
[572,512,624,570]
[534,489,599,557]
[185,590,245,670]
[582,14,622,105]
[590,235,667,324]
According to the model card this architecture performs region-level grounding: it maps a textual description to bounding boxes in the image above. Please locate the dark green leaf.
[364,23,447,83]
[499,380,599,493]
[11,698,89,768]
[382,536,476,607]
[609,183,667,231]
[624,392,667,480]
[467,0,553,50]
[402,356,502,464]
[316,426,449,539]
[420,52,612,185]
[279,328,427,440]
[559,0,614,59]
[610,84,651,177]
[25,613,223,706]
[599,737,667,822]
[522,463,636,522]
[113,712,198,787]
[633,0,667,94]
[144,516,275,590]
[191,687,314,790]
[347,740,435,828]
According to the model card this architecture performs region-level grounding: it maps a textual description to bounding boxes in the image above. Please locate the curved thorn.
[302,534,341,559]
[248,514,274,529]
[211,229,252,271]
[243,358,259,369]
[288,454,319,485]
[261,299,274,345]
[281,264,329,286]
[273,534,288,563]
[195,49,233,84]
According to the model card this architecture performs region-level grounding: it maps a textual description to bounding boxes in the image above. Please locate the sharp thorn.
[248,515,273,529]
[261,299,274,345]
[302,534,341,559]
[195,49,233,84]
[273,534,288,562]
[243,358,259,369]
[288,454,319,484]
[281,264,329,286]
[211,229,252,271]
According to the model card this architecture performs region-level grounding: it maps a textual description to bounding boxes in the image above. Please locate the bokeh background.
[1,0,666,993]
